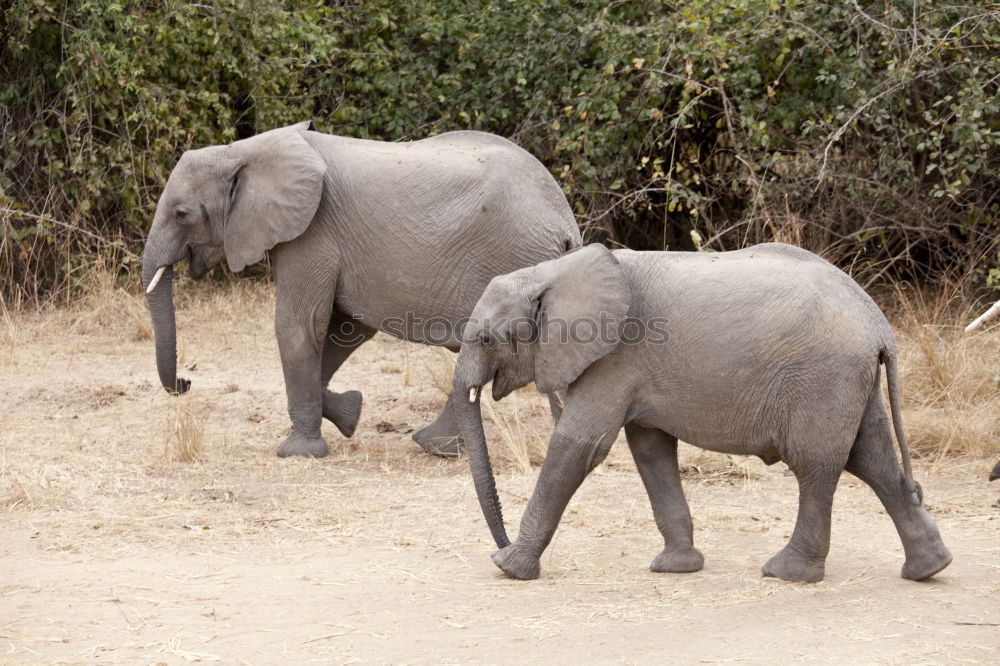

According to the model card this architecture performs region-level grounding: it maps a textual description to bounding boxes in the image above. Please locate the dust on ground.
[1,282,998,664]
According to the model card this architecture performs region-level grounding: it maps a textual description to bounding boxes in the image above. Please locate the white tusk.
[965,299,1000,333]
[469,386,481,403]
[145,266,167,294]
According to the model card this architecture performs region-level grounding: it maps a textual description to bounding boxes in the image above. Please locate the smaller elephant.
[452,243,952,583]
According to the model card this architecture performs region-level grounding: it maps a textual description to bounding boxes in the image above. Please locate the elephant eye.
[481,331,492,347]
[174,206,192,224]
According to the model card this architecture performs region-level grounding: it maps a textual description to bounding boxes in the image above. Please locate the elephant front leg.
[625,423,704,574]
[273,271,336,459]
[276,327,329,457]
[493,409,622,580]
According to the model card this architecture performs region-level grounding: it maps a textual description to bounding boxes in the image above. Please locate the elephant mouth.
[189,259,209,280]
[467,375,494,403]
[468,370,508,403]
[468,379,492,403]
[189,247,212,280]
[146,247,205,294]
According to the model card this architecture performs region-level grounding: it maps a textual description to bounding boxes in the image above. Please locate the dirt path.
[1,284,998,664]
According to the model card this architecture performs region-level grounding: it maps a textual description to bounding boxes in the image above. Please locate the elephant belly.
[334,300,468,348]
[334,275,480,349]
[334,233,561,347]
[627,386,789,461]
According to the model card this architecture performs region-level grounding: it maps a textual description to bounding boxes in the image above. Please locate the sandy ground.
[1,282,998,665]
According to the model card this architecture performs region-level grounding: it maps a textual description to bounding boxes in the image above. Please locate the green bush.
[2,0,997,303]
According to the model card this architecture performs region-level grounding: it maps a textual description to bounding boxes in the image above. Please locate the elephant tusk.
[965,299,1000,333]
[146,266,167,294]
[469,386,481,403]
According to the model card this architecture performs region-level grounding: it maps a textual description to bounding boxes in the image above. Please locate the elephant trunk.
[143,238,188,395]
[453,352,510,549]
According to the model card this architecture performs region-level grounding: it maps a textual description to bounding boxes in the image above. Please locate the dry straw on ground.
[893,283,1000,463]
[0,295,16,368]
[54,259,153,340]
[163,398,205,462]
[421,346,548,471]
[481,391,548,473]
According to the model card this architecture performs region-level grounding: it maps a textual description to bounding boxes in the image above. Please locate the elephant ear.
[532,244,629,394]
[223,121,326,272]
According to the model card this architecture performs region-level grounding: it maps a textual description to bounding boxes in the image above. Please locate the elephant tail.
[881,348,922,506]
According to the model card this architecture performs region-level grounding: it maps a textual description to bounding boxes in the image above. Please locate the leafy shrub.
[1,0,997,304]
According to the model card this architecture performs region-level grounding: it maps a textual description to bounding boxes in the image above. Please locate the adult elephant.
[142,121,580,458]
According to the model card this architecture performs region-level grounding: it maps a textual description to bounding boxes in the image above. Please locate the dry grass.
[163,398,205,462]
[481,391,548,473]
[0,449,33,512]
[425,346,455,396]
[681,449,762,480]
[419,346,550,472]
[55,259,152,340]
[893,283,1000,462]
[0,294,17,368]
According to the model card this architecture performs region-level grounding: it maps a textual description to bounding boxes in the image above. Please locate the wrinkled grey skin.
[454,243,953,583]
[142,121,580,458]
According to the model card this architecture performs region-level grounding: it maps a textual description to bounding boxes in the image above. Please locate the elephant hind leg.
[625,423,703,574]
[413,394,463,457]
[323,390,363,438]
[321,311,377,438]
[762,412,855,583]
[845,388,952,580]
[761,470,839,583]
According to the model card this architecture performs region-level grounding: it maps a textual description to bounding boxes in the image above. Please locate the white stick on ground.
[965,300,1000,333]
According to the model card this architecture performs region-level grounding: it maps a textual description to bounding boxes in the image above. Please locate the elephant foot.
[412,417,463,458]
[491,543,541,580]
[651,546,704,574]
[277,433,328,458]
[761,547,825,583]
[901,541,952,581]
[322,390,363,438]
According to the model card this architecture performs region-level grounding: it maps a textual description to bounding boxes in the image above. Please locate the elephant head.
[451,244,629,548]
[142,121,326,394]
